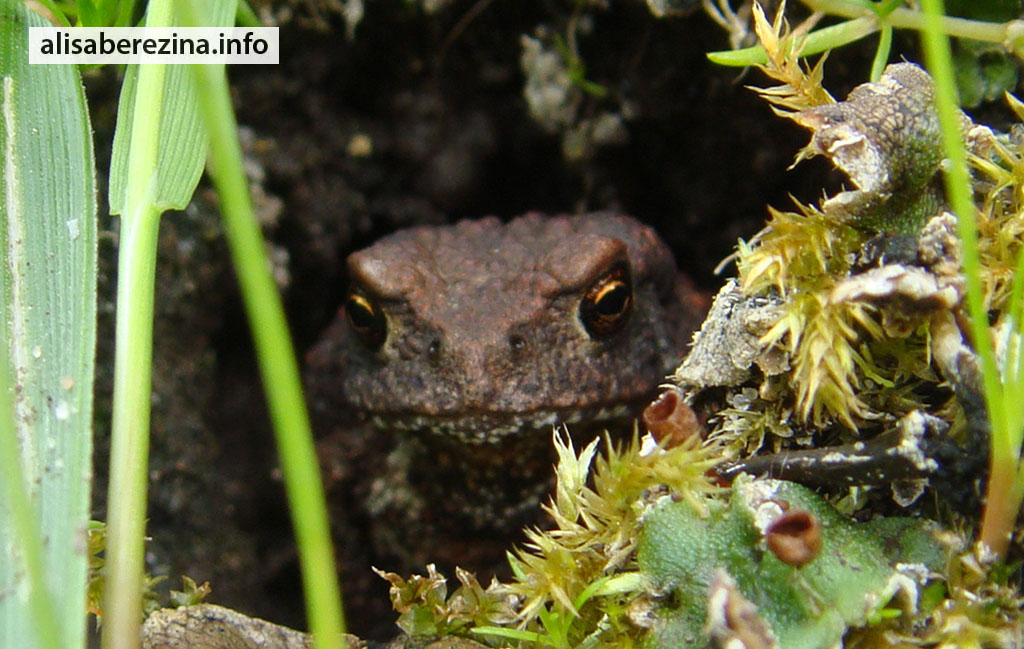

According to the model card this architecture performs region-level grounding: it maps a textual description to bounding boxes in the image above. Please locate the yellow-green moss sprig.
[736,203,916,429]
[740,204,863,296]
[381,431,724,648]
[501,432,723,633]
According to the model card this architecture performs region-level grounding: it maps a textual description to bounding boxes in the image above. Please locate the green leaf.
[0,3,97,649]
[107,1,235,214]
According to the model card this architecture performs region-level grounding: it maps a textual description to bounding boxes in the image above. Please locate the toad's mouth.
[366,402,639,445]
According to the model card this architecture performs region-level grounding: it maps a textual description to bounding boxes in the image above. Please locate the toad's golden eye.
[579,263,632,338]
[345,289,387,349]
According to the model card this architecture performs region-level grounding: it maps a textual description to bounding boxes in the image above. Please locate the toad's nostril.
[509,334,526,352]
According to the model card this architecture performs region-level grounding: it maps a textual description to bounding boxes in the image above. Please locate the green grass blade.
[919,0,1022,558]
[919,1,1000,427]
[115,0,138,27]
[236,0,260,27]
[108,64,203,212]
[177,1,347,645]
[32,0,72,27]
[0,2,98,649]
[74,0,100,26]
[108,3,234,214]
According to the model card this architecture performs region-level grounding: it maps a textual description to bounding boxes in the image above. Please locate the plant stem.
[178,2,346,645]
[919,0,1019,559]
[102,2,171,647]
[103,206,160,649]
[982,461,1024,554]
[805,0,1014,44]
[708,16,878,65]
[710,0,1024,67]
[868,21,892,81]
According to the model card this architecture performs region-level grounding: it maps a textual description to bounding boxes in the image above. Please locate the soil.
[86,0,919,641]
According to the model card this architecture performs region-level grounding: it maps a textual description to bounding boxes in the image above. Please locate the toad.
[305,213,705,633]
[310,212,704,442]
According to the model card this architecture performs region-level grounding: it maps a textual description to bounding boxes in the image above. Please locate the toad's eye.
[345,289,387,349]
[579,263,632,338]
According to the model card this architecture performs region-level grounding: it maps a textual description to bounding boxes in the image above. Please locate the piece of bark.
[142,604,492,649]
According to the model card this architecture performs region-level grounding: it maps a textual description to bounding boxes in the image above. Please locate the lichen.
[637,475,949,649]
[846,538,1024,649]
[376,426,1023,649]
[666,6,1024,644]
[380,7,1024,648]
[789,63,951,233]
[378,432,1004,649]
[682,10,1023,443]
[688,201,939,433]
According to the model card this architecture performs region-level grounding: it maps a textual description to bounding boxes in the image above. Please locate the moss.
[378,431,723,648]
[380,7,1024,648]
[376,434,1021,649]
[695,10,1021,442]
